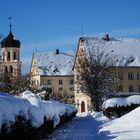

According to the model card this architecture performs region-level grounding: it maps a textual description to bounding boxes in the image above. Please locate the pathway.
[43,113,105,140]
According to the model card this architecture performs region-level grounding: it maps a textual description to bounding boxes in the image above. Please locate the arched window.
[9,66,13,73]
[7,51,11,61]
[5,66,8,73]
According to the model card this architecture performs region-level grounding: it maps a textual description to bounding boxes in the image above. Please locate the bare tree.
[75,40,120,111]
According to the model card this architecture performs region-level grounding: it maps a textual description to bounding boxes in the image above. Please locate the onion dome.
[1,30,20,48]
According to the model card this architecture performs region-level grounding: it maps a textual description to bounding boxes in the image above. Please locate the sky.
[0,0,140,73]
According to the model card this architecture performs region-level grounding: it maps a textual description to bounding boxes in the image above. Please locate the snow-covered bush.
[0,91,77,139]
[102,95,140,118]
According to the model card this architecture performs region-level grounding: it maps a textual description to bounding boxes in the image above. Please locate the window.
[7,51,11,61]
[137,73,140,80]
[70,79,74,85]
[128,72,134,80]
[118,73,123,80]
[59,80,63,85]
[70,87,74,91]
[59,87,63,91]
[129,85,134,92]
[138,86,140,92]
[13,52,16,60]
[9,66,13,73]
[47,80,51,85]
[5,66,8,73]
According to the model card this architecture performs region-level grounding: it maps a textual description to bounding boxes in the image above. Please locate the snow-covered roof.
[82,37,140,67]
[34,51,74,76]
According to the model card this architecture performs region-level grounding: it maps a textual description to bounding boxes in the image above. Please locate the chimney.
[56,49,59,54]
[103,34,110,41]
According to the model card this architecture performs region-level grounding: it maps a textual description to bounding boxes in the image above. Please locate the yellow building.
[30,50,74,97]
[74,35,140,113]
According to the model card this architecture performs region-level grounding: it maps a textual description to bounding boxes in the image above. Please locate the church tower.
[0,18,21,80]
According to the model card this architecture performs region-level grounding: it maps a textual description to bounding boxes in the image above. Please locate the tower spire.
[7,16,12,32]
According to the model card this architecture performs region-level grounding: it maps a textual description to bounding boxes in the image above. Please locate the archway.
[81,101,85,112]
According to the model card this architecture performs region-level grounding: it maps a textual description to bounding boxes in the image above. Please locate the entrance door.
[81,101,85,112]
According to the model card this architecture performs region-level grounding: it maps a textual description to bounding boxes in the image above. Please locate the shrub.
[103,104,140,118]
[0,111,77,139]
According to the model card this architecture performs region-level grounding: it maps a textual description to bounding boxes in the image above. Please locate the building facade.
[74,36,140,113]
[30,50,74,97]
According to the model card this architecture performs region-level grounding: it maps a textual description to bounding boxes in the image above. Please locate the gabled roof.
[34,51,74,76]
[74,36,140,67]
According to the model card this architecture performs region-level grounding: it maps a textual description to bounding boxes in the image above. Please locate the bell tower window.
[13,52,16,60]
[7,51,11,61]
[5,66,8,73]
[9,66,13,73]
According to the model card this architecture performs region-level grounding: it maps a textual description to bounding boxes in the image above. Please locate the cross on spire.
[7,16,12,32]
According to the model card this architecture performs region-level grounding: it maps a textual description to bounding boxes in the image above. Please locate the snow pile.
[103,95,140,109]
[34,52,74,75]
[0,91,77,131]
[83,37,140,67]
[100,106,140,140]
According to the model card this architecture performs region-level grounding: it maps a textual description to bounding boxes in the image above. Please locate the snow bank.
[100,106,140,140]
[0,91,77,131]
[102,95,140,109]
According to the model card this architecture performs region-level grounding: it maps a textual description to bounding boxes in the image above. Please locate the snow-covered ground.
[45,109,140,140]
[0,91,77,131]
[1,90,140,139]
[100,106,140,140]
[45,112,109,140]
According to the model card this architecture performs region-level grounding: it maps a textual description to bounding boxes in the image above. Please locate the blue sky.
[0,0,140,73]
